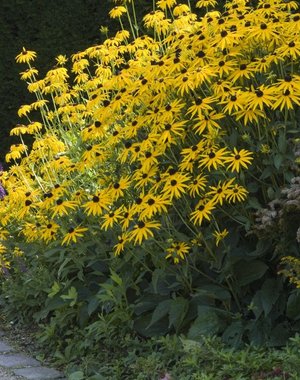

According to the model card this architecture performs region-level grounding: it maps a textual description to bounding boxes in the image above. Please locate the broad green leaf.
[87,296,100,316]
[261,279,280,316]
[287,291,300,320]
[222,320,244,348]
[234,260,268,287]
[268,324,290,347]
[69,371,84,380]
[134,314,169,337]
[195,284,231,301]
[187,306,220,340]
[147,299,172,328]
[252,279,280,318]
[274,154,283,169]
[134,295,168,315]
[247,197,262,210]
[169,297,189,331]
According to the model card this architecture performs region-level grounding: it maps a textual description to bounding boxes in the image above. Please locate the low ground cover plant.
[0,0,300,377]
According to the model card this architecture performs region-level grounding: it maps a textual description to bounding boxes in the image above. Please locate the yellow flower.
[56,55,68,66]
[100,209,122,231]
[272,89,300,111]
[10,125,28,136]
[225,148,253,172]
[40,222,60,243]
[226,184,248,203]
[62,226,88,245]
[190,199,215,226]
[114,233,130,255]
[51,199,78,217]
[157,0,177,10]
[82,192,111,216]
[162,172,190,199]
[196,0,217,8]
[207,179,234,206]
[188,174,208,197]
[213,229,229,246]
[128,220,160,245]
[17,105,32,118]
[20,67,38,80]
[199,148,228,171]
[109,6,127,19]
[165,242,190,264]
[139,194,170,220]
[16,47,37,64]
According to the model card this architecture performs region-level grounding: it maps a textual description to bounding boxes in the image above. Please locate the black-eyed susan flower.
[110,176,131,200]
[109,6,127,19]
[82,192,110,216]
[128,220,160,245]
[119,207,134,231]
[272,88,300,110]
[139,193,170,220]
[196,0,217,8]
[190,199,216,226]
[199,147,228,171]
[246,85,275,110]
[114,232,130,256]
[226,184,248,203]
[162,172,190,199]
[213,228,229,246]
[225,148,253,172]
[40,222,60,243]
[16,47,37,64]
[61,226,88,245]
[207,179,234,206]
[20,67,39,81]
[101,208,122,231]
[188,174,208,197]
[165,241,190,264]
[51,199,78,217]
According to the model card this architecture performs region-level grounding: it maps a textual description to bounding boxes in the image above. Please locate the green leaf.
[87,296,100,316]
[48,281,61,298]
[222,320,244,347]
[134,295,168,315]
[252,279,280,319]
[234,260,268,287]
[169,297,189,331]
[78,304,89,327]
[278,130,287,153]
[287,291,300,320]
[187,306,220,340]
[195,284,231,301]
[110,270,123,286]
[147,299,172,328]
[134,314,169,337]
[268,324,290,347]
[274,154,283,169]
[61,286,78,307]
[261,279,280,316]
[247,197,262,210]
[69,371,84,380]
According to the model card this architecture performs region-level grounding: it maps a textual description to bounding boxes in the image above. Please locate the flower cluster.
[1,0,300,267]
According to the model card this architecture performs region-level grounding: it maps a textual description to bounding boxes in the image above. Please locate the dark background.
[0,0,117,163]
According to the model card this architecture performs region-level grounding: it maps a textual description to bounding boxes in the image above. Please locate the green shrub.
[0,0,300,376]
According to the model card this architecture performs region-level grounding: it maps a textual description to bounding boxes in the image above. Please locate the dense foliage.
[0,0,300,377]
